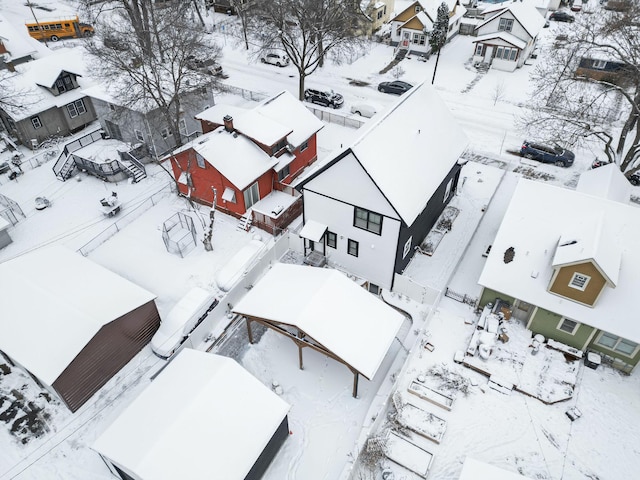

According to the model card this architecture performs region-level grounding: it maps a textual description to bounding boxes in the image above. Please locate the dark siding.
[52,301,160,412]
[393,163,462,276]
[245,416,289,480]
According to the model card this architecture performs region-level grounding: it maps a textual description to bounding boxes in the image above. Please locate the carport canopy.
[298,220,328,242]
[233,263,404,393]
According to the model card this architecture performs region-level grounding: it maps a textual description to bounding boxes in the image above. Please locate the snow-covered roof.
[478,178,640,344]
[478,2,545,38]
[190,127,279,190]
[576,163,631,204]
[299,219,328,242]
[196,91,323,149]
[0,14,37,62]
[473,31,527,49]
[1,47,94,120]
[317,81,468,226]
[0,246,156,386]
[551,212,621,286]
[232,263,404,380]
[254,91,324,148]
[459,457,533,480]
[93,349,290,480]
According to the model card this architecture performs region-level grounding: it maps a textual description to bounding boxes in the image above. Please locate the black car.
[377,80,414,95]
[520,141,575,167]
[591,159,640,185]
[549,11,575,22]
[304,88,344,109]
[0,162,9,174]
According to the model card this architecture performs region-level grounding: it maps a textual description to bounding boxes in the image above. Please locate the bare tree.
[84,0,221,150]
[492,80,507,106]
[522,5,640,178]
[248,0,365,99]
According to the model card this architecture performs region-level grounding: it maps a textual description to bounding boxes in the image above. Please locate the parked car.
[350,102,378,118]
[0,162,9,174]
[304,88,344,109]
[571,0,583,11]
[549,11,575,22]
[151,287,219,358]
[377,80,414,95]
[260,51,289,67]
[186,56,225,77]
[520,141,575,167]
[591,159,640,185]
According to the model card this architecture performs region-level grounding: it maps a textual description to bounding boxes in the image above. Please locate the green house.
[478,165,640,373]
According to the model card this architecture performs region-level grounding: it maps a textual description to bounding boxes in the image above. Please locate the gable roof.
[0,14,38,63]
[233,263,404,380]
[302,82,468,226]
[476,2,546,38]
[1,47,93,120]
[0,246,156,386]
[576,163,631,203]
[188,126,279,190]
[551,212,621,286]
[472,32,527,49]
[93,349,290,480]
[478,178,640,344]
[391,1,425,22]
[196,91,323,149]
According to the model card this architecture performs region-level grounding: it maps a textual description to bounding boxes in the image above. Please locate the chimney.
[223,115,234,132]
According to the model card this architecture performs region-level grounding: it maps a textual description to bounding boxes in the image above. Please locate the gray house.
[84,82,215,158]
[0,48,97,149]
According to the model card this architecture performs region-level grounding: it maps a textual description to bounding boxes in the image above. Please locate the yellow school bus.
[26,15,94,42]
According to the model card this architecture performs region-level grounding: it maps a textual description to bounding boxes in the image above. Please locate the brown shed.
[0,246,160,412]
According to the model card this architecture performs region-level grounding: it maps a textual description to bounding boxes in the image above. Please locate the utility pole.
[26,1,48,47]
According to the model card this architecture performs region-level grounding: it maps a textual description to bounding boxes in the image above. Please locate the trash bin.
[584,352,601,369]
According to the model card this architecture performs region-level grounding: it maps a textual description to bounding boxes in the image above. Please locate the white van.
[151,287,218,358]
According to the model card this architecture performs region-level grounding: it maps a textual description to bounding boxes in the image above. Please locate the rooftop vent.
[503,246,515,264]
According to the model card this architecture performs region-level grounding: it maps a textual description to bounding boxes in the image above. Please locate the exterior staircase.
[237,211,252,232]
[119,151,147,183]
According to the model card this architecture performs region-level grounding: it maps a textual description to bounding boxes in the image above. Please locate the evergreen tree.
[430,2,449,85]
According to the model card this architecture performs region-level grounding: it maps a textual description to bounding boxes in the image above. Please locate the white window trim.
[592,59,607,69]
[134,129,144,142]
[556,317,579,335]
[31,116,42,129]
[594,332,640,358]
[179,118,188,136]
[569,272,590,291]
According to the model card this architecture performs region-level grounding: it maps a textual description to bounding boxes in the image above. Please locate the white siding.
[476,13,531,42]
[303,190,401,289]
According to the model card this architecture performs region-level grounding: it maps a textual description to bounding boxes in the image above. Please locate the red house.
[169,91,323,234]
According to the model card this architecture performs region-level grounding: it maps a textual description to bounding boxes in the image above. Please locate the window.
[66,99,87,118]
[326,231,337,249]
[403,236,412,259]
[354,207,382,235]
[377,10,383,19]
[498,18,514,32]
[412,33,426,45]
[134,129,144,142]
[348,239,359,257]
[300,140,308,152]
[596,333,639,356]
[55,74,74,93]
[569,273,590,291]
[475,44,484,56]
[179,118,188,136]
[277,164,290,181]
[272,139,287,154]
[196,153,205,169]
[369,283,380,295]
[243,181,260,209]
[592,59,607,69]
[31,116,42,129]
[495,47,517,61]
[161,127,172,139]
[558,318,578,334]
[415,5,421,12]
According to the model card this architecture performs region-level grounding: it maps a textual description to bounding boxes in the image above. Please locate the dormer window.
[272,139,287,155]
[415,5,421,12]
[55,74,75,93]
[569,273,590,291]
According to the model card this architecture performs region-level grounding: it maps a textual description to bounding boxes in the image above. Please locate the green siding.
[587,338,640,371]
[479,288,515,309]
[529,308,594,350]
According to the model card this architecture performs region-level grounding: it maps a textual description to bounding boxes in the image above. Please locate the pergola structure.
[233,263,404,397]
